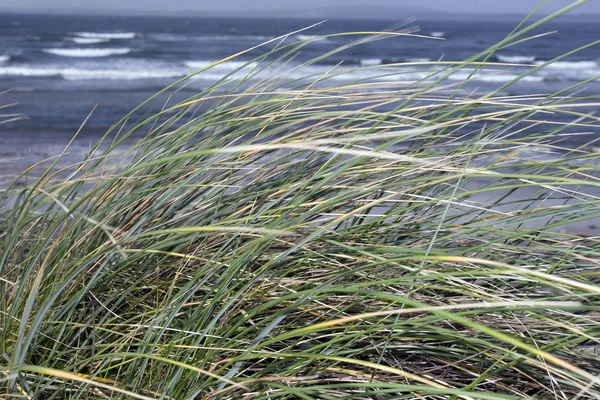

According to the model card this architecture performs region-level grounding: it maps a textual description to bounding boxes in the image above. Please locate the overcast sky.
[1,0,598,15]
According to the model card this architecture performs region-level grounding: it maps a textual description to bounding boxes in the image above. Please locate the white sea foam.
[184,61,211,70]
[0,62,341,82]
[535,60,598,69]
[406,57,431,62]
[43,48,131,57]
[285,65,433,82]
[185,60,258,70]
[0,55,9,63]
[66,37,110,44]
[497,55,535,63]
[148,33,191,42]
[216,34,272,41]
[149,33,272,42]
[430,31,445,38]
[3,57,595,84]
[360,59,382,66]
[73,32,136,39]
[186,61,354,82]
[533,60,600,81]
[296,34,329,42]
[0,63,520,84]
[448,71,544,83]
[61,69,183,80]
[0,66,184,80]
[481,74,544,83]
[183,62,428,83]
[0,67,59,77]
[538,67,600,81]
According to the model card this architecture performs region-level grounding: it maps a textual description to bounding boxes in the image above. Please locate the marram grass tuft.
[3,5,600,400]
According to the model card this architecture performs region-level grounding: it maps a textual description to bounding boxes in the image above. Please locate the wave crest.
[405,57,431,63]
[497,55,535,63]
[296,35,329,42]
[148,33,272,42]
[0,66,184,80]
[360,59,382,66]
[536,60,598,69]
[66,37,110,44]
[73,32,136,39]
[42,48,131,57]
[185,60,258,70]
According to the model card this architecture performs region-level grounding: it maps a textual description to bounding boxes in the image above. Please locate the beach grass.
[2,4,600,399]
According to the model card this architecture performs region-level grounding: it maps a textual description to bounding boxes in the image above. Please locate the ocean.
[0,13,599,165]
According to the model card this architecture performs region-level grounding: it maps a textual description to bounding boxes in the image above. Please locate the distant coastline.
[1,8,599,22]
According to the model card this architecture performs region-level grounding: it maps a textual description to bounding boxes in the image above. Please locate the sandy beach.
[3,130,600,240]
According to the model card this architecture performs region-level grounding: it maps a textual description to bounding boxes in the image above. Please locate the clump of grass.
[2,4,600,399]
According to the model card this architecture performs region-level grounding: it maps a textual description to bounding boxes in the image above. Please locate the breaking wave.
[536,60,598,69]
[185,60,259,70]
[296,35,330,42]
[42,48,132,57]
[2,57,599,84]
[360,59,382,66]
[66,37,110,44]
[448,71,544,83]
[73,32,137,39]
[497,55,536,63]
[148,33,273,42]
[0,66,184,80]
[405,57,432,63]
